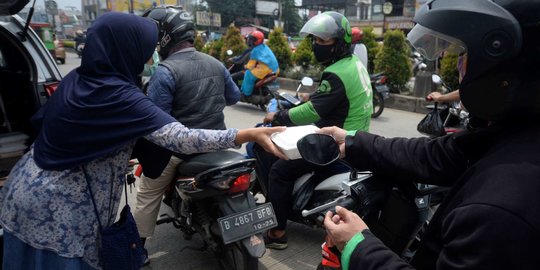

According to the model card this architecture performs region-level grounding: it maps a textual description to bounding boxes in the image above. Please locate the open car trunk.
[0,21,45,184]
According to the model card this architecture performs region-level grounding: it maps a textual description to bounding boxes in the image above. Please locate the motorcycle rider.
[240,30,279,101]
[74,30,86,56]
[253,11,373,250]
[318,0,540,269]
[350,27,368,69]
[135,6,240,264]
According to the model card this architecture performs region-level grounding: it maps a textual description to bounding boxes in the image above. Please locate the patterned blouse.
[0,122,238,269]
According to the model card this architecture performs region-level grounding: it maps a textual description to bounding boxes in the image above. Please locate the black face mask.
[313,43,334,64]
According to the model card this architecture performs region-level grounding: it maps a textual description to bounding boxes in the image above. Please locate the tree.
[203,0,255,27]
[440,52,460,91]
[281,0,302,36]
[207,38,224,60]
[292,36,314,68]
[361,26,379,73]
[220,25,247,62]
[267,27,292,73]
[374,30,412,93]
[194,34,204,52]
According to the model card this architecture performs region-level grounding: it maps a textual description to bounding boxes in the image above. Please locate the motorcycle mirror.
[226,49,233,56]
[297,134,340,166]
[301,77,313,87]
[432,74,442,84]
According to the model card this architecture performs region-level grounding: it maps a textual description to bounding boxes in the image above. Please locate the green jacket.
[274,55,372,132]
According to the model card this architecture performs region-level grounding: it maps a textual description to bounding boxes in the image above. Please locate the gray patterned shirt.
[0,122,238,269]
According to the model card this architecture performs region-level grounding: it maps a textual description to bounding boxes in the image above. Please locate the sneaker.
[141,248,150,266]
[263,231,288,250]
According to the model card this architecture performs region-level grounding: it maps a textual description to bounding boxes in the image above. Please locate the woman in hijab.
[0,12,284,270]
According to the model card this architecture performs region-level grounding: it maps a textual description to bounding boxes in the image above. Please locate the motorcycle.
[411,52,425,77]
[370,72,390,118]
[154,151,276,270]
[226,49,280,111]
[292,134,447,269]
[426,74,469,135]
[76,42,85,58]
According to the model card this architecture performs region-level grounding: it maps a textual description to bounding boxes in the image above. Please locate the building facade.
[81,0,197,26]
[300,0,429,36]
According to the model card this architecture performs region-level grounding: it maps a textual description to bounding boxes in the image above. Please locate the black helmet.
[408,0,540,121]
[299,11,352,61]
[142,6,195,59]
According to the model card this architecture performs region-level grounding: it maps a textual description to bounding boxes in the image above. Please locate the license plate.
[375,84,389,93]
[218,203,277,244]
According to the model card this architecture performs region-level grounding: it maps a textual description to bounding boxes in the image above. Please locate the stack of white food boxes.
[271,125,319,160]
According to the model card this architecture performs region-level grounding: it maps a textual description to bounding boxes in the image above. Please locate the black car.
[0,0,63,263]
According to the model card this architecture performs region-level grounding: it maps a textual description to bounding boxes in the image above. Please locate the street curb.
[277,77,429,115]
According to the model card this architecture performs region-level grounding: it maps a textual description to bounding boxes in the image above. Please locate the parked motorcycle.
[370,72,390,118]
[76,42,85,58]
[427,74,469,135]
[411,51,425,77]
[226,49,280,111]
[154,151,276,270]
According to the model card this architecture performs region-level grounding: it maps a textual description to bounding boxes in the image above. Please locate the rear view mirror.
[301,77,313,87]
[431,74,442,84]
[297,134,340,166]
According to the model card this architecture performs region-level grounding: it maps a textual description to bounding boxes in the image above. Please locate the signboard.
[382,2,393,15]
[196,11,221,27]
[45,0,58,15]
[302,0,347,5]
[256,0,279,16]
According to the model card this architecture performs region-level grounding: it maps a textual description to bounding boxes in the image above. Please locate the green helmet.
[300,11,352,60]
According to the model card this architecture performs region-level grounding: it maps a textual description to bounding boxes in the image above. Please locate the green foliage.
[62,39,76,48]
[220,25,248,62]
[282,0,302,35]
[374,30,412,93]
[207,39,224,60]
[267,27,293,73]
[440,52,460,91]
[292,37,314,68]
[204,0,255,27]
[361,27,379,73]
[194,34,204,52]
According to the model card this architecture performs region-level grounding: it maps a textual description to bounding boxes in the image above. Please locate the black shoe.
[263,231,288,250]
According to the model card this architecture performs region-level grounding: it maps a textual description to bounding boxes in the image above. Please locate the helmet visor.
[407,24,466,61]
[299,13,339,40]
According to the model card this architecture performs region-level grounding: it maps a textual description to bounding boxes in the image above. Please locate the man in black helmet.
[134,6,240,264]
[318,0,540,269]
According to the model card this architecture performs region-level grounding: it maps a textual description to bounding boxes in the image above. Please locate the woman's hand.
[427,91,443,102]
[324,206,368,251]
[317,126,347,158]
[235,127,288,160]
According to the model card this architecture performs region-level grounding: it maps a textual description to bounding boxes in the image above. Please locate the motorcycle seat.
[255,73,277,89]
[176,150,246,177]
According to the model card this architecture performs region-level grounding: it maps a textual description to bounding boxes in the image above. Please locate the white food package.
[271,125,319,159]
